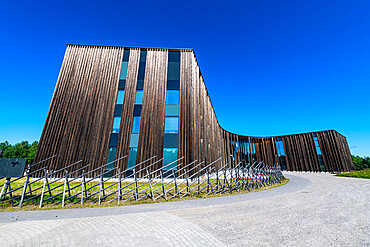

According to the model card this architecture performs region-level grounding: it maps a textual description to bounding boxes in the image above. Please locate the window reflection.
[128,147,137,169]
[166,90,179,105]
[163,148,178,170]
[132,116,141,133]
[116,90,124,104]
[135,90,143,105]
[120,62,129,79]
[164,117,179,133]
[313,133,324,170]
[112,116,121,133]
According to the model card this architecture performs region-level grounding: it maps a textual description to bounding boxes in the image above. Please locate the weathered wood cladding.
[115,48,140,172]
[222,130,354,172]
[178,51,223,174]
[34,44,354,176]
[33,45,124,176]
[135,49,168,173]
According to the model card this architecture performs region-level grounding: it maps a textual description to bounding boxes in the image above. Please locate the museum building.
[32,45,354,175]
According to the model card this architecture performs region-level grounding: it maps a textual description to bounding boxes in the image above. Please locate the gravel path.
[0,172,368,246]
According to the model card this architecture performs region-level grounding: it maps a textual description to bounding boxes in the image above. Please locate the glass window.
[128,147,137,169]
[123,49,130,62]
[165,105,179,117]
[107,147,117,163]
[112,117,121,133]
[138,62,146,80]
[140,50,147,62]
[109,133,118,147]
[163,148,178,170]
[135,90,143,104]
[168,51,180,62]
[167,80,180,90]
[129,133,139,147]
[105,147,117,173]
[313,133,322,155]
[167,62,180,80]
[166,90,179,105]
[120,62,129,80]
[132,116,141,133]
[313,133,324,170]
[164,117,179,133]
[276,140,285,156]
[136,79,144,90]
[116,90,124,104]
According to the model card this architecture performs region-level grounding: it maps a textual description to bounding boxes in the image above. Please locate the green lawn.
[336,169,370,179]
[0,176,289,211]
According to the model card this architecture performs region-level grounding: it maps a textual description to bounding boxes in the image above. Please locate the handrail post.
[98,168,103,205]
[19,168,30,208]
[118,167,121,204]
[161,169,166,200]
[146,168,154,200]
[81,170,85,205]
[39,169,48,209]
[133,168,138,201]
[62,170,67,207]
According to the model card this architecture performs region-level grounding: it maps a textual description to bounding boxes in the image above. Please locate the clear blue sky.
[0,0,369,157]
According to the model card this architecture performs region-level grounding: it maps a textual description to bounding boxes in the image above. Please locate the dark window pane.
[132,116,141,133]
[163,134,179,148]
[105,147,117,176]
[168,51,180,62]
[123,49,130,62]
[140,50,147,62]
[114,104,122,116]
[133,104,142,116]
[109,133,118,147]
[136,79,144,90]
[128,147,137,169]
[167,62,180,80]
[163,148,178,170]
[138,62,146,80]
[107,147,117,163]
[167,80,180,90]
[118,79,126,90]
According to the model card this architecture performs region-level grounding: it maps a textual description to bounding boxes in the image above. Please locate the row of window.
[313,133,325,170]
[108,50,181,174]
[106,49,132,174]
[162,51,181,171]
[127,50,148,170]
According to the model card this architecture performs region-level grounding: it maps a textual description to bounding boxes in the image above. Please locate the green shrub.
[352,155,370,171]
[336,169,370,179]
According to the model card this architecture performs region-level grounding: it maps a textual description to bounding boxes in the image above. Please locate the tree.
[0,141,38,159]
[28,141,38,159]
[364,156,370,169]
[352,155,368,170]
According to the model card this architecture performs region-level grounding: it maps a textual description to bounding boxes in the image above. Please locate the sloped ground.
[0,172,368,246]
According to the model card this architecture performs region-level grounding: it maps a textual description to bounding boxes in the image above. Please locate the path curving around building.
[0,172,368,246]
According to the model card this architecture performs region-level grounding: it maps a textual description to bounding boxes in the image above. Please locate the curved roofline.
[66,44,345,140]
[223,129,341,139]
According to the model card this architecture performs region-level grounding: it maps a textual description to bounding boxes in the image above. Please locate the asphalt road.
[0,172,368,246]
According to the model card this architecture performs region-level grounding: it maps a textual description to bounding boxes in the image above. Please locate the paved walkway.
[0,172,368,246]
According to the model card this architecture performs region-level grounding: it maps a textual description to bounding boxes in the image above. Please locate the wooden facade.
[32,45,354,176]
